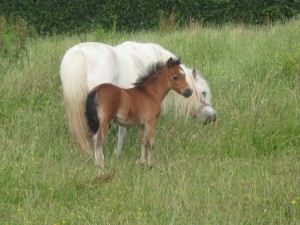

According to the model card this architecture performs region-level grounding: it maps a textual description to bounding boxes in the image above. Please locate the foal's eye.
[202,91,207,97]
[172,74,178,80]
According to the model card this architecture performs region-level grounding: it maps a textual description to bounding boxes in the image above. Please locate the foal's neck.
[144,71,170,104]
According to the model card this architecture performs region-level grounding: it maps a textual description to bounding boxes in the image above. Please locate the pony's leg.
[114,126,127,157]
[140,126,147,165]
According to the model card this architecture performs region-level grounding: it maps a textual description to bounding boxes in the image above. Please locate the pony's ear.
[167,57,174,68]
[192,68,197,78]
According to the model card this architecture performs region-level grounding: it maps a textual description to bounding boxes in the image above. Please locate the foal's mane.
[133,61,164,87]
[133,58,181,87]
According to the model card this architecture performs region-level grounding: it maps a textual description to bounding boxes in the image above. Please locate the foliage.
[276,47,300,85]
[0,16,35,63]
[0,0,299,34]
[0,0,101,35]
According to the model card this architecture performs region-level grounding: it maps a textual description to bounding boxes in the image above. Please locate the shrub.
[0,0,299,35]
[277,48,300,86]
[0,16,35,62]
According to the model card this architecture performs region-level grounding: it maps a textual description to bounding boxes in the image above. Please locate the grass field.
[1,19,299,224]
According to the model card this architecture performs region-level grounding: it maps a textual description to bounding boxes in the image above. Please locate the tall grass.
[0,19,299,224]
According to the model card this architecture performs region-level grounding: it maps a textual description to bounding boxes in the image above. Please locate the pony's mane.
[133,58,181,87]
[133,61,165,87]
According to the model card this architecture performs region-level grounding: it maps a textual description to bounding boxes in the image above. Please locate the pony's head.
[166,57,193,98]
[188,68,216,124]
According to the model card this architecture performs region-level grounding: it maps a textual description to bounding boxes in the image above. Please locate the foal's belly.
[114,115,142,127]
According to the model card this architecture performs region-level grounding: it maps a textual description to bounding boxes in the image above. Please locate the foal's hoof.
[147,164,154,170]
[96,164,105,175]
[147,160,154,169]
[139,159,147,166]
[98,169,104,176]
[138,159,147,166]
[95,160,105,170]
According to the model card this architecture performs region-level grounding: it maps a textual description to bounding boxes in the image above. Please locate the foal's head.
[166,57,193,98]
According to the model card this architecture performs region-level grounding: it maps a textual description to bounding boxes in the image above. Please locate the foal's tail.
[60,48,92,155]
[85,90,99,134]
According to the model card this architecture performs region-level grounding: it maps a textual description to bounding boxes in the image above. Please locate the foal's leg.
[93,131,104,172]
[94,119,110,173]
[146,123,156,168]
[140,126,147,165]
[114,126,127,157]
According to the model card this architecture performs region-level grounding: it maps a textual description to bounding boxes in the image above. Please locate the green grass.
[1,19,299,224]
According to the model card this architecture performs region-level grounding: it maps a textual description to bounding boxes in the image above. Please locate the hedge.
[0,0,299,35]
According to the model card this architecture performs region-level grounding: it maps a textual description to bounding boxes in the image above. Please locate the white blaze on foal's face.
[179,68,185,77]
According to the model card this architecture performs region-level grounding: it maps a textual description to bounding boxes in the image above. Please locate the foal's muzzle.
[183,88,193,98]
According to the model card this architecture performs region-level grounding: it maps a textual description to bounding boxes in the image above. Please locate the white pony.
[60,41,216,156]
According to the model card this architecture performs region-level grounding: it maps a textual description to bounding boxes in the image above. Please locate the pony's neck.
[144,70,170,104]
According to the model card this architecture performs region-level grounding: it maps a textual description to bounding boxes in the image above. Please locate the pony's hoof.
[114,150,121,158]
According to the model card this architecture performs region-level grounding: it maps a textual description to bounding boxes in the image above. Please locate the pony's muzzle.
[203,113,217,125]
[183,88,193,98]
[199,106,217,125]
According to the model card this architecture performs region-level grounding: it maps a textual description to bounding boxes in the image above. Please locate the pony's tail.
[85,90,99,134]
[60,48,92,155]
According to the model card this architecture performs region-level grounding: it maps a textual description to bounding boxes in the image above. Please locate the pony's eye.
[172,74,178,80]
[202,91,207,97]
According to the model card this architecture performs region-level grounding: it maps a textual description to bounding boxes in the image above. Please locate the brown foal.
[85,57,193,172]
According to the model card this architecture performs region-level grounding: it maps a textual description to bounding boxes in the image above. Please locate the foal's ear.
[167,57,174,68]
[167,57,181,68]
